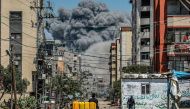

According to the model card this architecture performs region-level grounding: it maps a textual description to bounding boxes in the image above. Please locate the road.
[99,100,119,109]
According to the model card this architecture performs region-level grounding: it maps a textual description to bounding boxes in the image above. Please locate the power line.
[0,37,37,49]
[1,22,37,39]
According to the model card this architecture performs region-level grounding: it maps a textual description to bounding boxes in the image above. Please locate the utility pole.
[31,0,57,108]
[6,45,17,109]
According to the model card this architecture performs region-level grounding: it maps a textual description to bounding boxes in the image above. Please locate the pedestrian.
[127,96,135,109]
[89,93,99,109]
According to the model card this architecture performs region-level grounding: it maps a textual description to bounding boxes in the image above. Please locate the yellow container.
[73,101,79,109]
[79,102,85,109]
[84,102,89,109]
[89,102,96,109]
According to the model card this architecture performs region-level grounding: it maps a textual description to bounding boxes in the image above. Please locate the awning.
[173,70,190,79]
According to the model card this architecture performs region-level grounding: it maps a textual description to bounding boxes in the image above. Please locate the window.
[141,38,150,46]
[168,57,188,71]
[141,52,150,60]
[167,29,190,43]
[141,11,150,18]
[141,83,150,94]
[141,0,150,6]
[10,11,22,33]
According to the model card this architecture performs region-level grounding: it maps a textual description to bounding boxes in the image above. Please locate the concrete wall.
[121,78,190,109]
[121,78,167,109]
[116,39,120,80]
[120,27,132,68]
[1,0,37,92]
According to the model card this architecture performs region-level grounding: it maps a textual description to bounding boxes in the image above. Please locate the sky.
[52,0,132,13]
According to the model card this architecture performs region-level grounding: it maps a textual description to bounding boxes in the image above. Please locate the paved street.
[99,100,119,109]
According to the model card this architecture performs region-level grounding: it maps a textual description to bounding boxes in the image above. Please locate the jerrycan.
[79,102,85,109]
[84,102,89,109]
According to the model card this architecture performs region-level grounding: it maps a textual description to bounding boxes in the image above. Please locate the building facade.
[109,43,117,86]
[109,27,132,86]
[120,27,132,72]
[0,0,37,92]
[121,74,190,109]
[132,0,190,73]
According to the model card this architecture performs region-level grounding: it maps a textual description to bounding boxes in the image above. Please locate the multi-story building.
[132,0,190,73]
[132,0,154,67]
[110,27,132,85]
[120,27,132,73]
[0,0,37,93]
[109,43,117,86]
[116,39,121,80]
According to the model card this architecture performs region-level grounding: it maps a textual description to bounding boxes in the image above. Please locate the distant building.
[109,27,132,86]
[0,0,37,93]
[132,0,190,73]
[116,39,121,80]
[109,43,117,86]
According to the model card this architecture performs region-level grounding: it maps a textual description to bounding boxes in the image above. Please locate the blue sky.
[53,0,131,13]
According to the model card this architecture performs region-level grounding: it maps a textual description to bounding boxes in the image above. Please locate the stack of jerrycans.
[73,101,96,109]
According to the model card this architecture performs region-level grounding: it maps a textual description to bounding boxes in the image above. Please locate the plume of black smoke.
[49,0,130,51]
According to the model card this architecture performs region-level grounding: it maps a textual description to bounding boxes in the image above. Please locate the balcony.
[167,43,190,56]
[167,16,190,28]
[141,18,150,25]
[140,32,150,38]
[140,46,150,52]
[141,6,150,11]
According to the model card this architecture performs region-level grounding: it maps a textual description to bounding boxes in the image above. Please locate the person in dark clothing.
[127,96,135,109]
[89,93,99,109]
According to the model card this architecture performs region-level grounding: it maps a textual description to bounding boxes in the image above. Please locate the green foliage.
[18,96,37,109]
[1,66,30,94]
[113,80,121,99]
[50,75,82,98]
[122,64,150,74]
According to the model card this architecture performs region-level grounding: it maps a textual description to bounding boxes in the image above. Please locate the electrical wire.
[0,37,37,49]
[1,22,37,39]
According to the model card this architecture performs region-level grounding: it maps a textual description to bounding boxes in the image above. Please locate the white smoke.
[82,41,113,84]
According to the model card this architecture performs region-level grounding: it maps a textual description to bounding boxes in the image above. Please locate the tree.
[48,74,82,107]
[17,96,37,109]
[0,66,30,100]
[122,64,150,74]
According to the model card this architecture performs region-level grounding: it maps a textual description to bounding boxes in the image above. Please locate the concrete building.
[116,39,121,80]
[131,0,154,67]
[109,43,117,86]
[121,74,190,109]
[132,0,190,73]
[110,27,132,85]
[0,0,37,92]
[120,27,132,75]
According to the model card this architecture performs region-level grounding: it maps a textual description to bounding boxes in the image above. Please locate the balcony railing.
[141,6,150,11]
[141,18,150,25]
[167,43,190,56]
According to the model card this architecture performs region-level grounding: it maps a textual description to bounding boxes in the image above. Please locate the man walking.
[89,93,99,109]
[127,96,135,109]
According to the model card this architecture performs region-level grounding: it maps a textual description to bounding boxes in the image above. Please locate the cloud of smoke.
[49,0,131,51]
